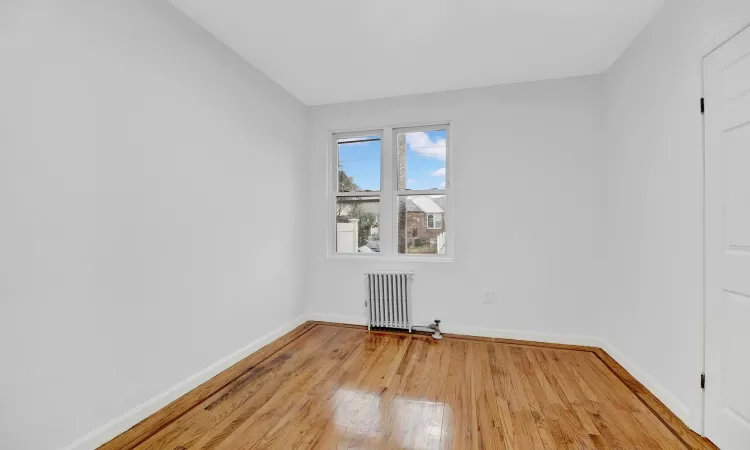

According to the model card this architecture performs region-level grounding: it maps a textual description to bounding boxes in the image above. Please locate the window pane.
[336,197,380,253]
[338,135,381,192]
[396,129,447,190]
[397,195,446,255]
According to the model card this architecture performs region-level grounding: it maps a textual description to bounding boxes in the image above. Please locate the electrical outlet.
[483,291,495,305]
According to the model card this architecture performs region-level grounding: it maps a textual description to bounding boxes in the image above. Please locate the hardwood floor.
[101,322,716,449]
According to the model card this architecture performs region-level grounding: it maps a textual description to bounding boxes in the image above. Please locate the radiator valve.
[429,319,443,340]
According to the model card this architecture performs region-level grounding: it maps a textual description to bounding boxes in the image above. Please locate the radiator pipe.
[412,319,442,340]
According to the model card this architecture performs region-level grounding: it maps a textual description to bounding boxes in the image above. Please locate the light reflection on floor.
[332,387,450,449]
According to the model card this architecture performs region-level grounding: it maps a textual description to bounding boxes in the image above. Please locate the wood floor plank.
[101,322,716,450]
[543,350,599,437]
[472,342,507,450]
[135,325,338,450]
[581,353,680,450]
[343,335,409,449]
[242,330,368,450]
[277,339,374,450]
[509,346,556,449]
[400,340,442,450]
[312,334,404,449]
[440,339,469,450]
[98,321,318,450]
[531,349,598,449]
[592,348,719,450]
[570,352,664,450]
[421,340,451,450]
[230,330,375,450]
[502,346,546,449]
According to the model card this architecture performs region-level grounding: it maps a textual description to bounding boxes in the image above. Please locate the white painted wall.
[305,76,606,344]
[5,0,748,446]
[0,1,306,449]
[601,0,750,432]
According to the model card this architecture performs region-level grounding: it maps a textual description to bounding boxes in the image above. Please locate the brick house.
[396,133,446,254]
[404,196,445,250]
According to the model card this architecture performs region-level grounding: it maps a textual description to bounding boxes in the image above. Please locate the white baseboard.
[307,313,601,347]
[60,315,307,450]
[307,313,695,431]
[439,323,603,348]
[596,339,693,429]
[62,313,696,449]
[306,312,367,326]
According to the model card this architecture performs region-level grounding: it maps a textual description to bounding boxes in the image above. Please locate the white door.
[704,24,750,450]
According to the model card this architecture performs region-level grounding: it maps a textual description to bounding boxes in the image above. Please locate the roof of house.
[406,196,444,214]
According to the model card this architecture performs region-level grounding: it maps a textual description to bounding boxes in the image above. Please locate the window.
[427,214,443,229]
[334,132,382,253]
[331,124,450,257]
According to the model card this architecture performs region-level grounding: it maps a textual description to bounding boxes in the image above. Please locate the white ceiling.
[170,0,664,106]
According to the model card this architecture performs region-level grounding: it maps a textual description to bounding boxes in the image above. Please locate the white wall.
[5,0,747,447]
[305,76,606,343]
[0,1,306,449]
[602,0,750,431]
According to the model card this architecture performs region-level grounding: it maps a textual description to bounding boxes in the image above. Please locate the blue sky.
[338,130,446,191]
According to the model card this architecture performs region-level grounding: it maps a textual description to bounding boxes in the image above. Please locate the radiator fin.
[365,272,411,331]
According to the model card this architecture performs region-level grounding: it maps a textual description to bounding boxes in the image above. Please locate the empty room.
[3,0,750,449]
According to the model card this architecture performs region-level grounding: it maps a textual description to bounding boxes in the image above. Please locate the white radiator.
[365,272,412,331]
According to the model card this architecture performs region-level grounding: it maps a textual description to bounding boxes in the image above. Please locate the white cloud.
[431,167,446,177]
[439,182,446,188]
[405,132,446,161]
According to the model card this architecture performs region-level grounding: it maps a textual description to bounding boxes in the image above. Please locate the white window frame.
[329,123,452,261]
[427,213,443,230]
[330,130,383,256]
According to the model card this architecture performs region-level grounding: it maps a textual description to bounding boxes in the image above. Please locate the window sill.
[327,253,453,263]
